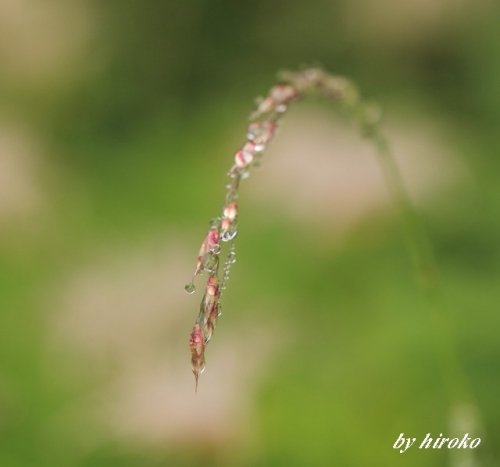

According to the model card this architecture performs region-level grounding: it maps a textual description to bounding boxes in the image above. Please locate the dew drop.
[225,249,236,263]
[185,282,196,294]
[240,170,250,180]
[221,229,238,242]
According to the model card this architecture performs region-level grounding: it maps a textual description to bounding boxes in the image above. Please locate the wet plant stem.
[185,68,477,422]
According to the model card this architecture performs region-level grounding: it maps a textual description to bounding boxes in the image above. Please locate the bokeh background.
[0,1,499,466]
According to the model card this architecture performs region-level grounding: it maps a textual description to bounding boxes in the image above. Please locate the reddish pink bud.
[206,275,219,297]
[189,324,206,392]
[270,83,297,103]
[223,202,238,221]
[207,229,219,250]
[220,201,239,241]
[221,217,232,232]
[234,149,254,168]
[189,323,204,353]
[197,227,218,258]
[243,142,257,153]
[194,227,220,276]
[202,276,220,320]
[234,142,258,168]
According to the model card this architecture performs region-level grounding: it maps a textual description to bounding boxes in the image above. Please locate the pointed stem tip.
[194,371,199,393]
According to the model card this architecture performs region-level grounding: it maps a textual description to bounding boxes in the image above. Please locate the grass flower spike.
[185,67,409,390]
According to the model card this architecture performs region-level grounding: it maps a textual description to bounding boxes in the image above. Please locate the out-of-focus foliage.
[0,1,499,466]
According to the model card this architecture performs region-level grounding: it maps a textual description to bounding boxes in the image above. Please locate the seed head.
[189,324,205,392]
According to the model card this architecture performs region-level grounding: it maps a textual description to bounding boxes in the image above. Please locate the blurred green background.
[0,1,499,466]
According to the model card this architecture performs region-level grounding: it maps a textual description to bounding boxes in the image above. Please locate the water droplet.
[184,282,196,294]
[221,229,238,242]
[210,244,221,255]
[225,249,236,263]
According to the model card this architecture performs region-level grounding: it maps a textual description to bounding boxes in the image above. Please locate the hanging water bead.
[227,247,237,264]
[239,169,250,180]
[220,243,237,293]
[221,224,238,242]
[184,282,196,294]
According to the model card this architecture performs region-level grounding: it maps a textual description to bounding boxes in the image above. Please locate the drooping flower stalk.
[184,68,483,467]
[184,67,428,389]
[183,68,386,389]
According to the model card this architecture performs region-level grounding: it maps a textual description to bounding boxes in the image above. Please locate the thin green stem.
[369,127,474,407]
